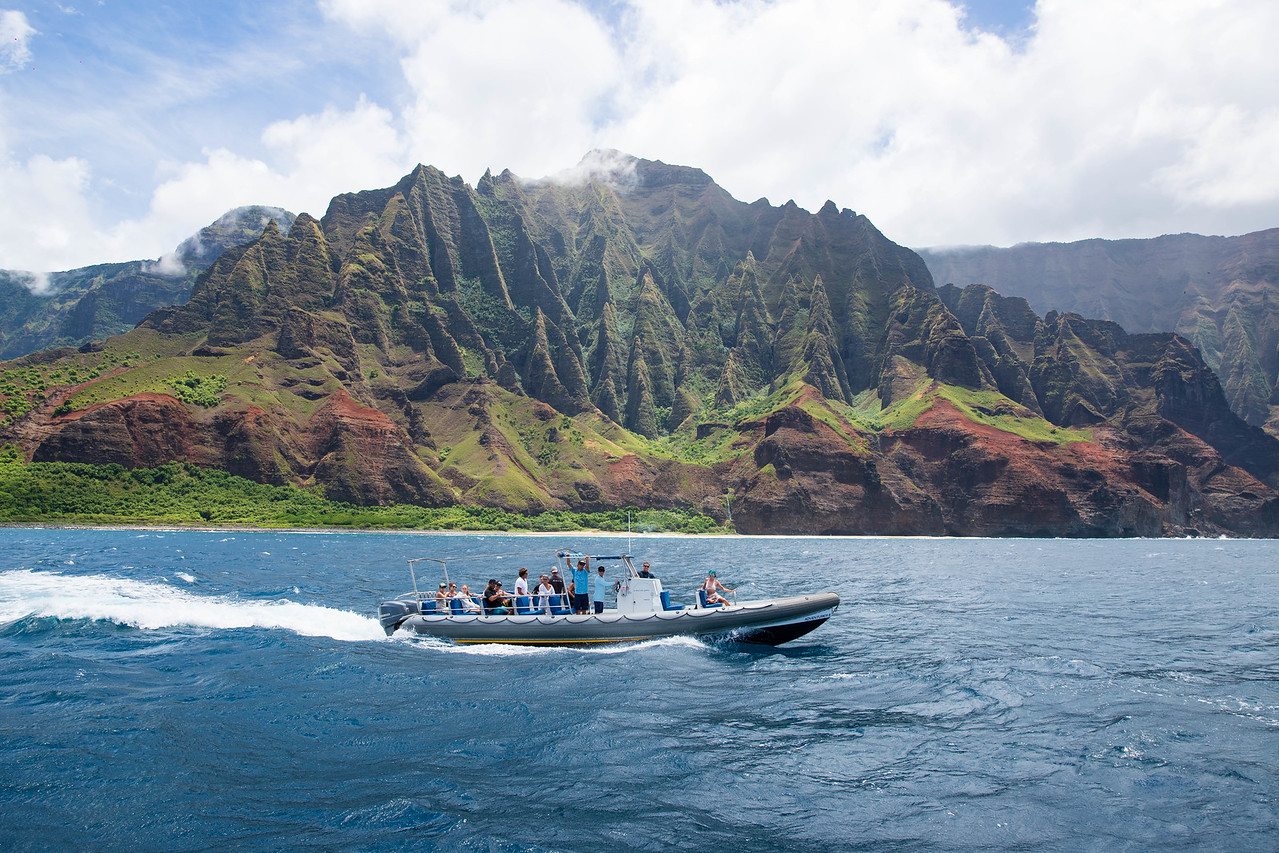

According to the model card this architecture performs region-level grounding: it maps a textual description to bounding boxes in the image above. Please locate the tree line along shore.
[0,451,727,534]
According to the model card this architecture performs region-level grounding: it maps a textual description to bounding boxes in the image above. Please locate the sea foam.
[0,569,386,642]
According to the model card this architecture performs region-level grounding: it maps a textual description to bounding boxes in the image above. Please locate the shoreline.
[0,522,1245,541]
[0,521,729,538]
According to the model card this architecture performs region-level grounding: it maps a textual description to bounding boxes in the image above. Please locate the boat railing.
[411,592,580,616]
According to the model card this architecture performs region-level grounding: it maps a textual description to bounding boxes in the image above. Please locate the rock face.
[920,230,1279,434]
[4,155,1279,536]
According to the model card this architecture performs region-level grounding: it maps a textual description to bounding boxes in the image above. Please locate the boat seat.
[421,600,438,614]
[660,590,685,611]
[514,595,533,615]
[449,598,465,615]
[549,594,571,615]
[697,590,723,608]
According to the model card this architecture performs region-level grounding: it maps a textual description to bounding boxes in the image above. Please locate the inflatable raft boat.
[378,552,839,647]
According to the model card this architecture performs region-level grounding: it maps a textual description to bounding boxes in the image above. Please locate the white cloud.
[321,0,1279,247]
[1,10,35,72]
[324,0,621,179]
[0,147,101,272]
[0,96,409,272]
[543,149,640,191]
[13,270,52,295]
[6,0,1279,273]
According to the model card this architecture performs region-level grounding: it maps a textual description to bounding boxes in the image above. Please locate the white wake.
[0,569,386,642]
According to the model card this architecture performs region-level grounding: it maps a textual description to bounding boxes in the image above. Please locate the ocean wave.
[0,569,386,642]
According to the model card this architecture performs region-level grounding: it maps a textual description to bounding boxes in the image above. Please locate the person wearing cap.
[636,561,655,579]
[435,581,451,607]
[547,567,567,613]
[701,569,736,607]
[570,556,591,614]
[483,578,513,614]
[592,564,610,614]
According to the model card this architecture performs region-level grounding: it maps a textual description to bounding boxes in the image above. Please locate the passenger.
[701,569,735,607]
[592,564,609,614]
[535,574,555,612]
[459,584,481,612]
[435,582,451,606]
[548,567,567,613]
[513,567,530,598]
[447,581,459,600]
[570,557,591,614]
[483,578,513,614]
[636,561,655,578]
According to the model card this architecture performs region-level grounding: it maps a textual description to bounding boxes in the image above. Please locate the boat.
[377,551,839,646]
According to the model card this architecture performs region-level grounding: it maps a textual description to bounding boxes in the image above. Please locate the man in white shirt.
[593,564,609,614]
[514,567,530,599]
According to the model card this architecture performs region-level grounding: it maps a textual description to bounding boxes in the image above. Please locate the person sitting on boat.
[447,581,459,600]
[570,557,591,614]
[702,569,735,607]
[435,582,451,607]
[459,584,481,612]
[483,579,513,614]
[514,567,530,599]
[535,574,555,612]
[637,561,655,578]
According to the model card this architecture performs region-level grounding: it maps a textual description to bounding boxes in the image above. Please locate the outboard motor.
[378,598,421,635]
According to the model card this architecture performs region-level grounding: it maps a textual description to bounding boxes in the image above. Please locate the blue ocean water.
[0,529,1275,852]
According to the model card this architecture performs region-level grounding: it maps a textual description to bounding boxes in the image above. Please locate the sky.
[2,0,1278,275]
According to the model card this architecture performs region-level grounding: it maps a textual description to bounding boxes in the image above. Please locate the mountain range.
[0,206,295,360]
[920,230,1279,436]
[2,152,1277,537]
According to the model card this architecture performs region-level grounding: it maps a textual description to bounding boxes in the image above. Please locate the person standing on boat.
[514,567,530,600]
[592,564,609,614]
[701,569,735,607]
[570,557,591,614]
[548,567,567,612]
[535,574,555,612]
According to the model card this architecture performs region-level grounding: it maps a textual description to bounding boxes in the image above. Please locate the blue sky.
[3,0,1277,274]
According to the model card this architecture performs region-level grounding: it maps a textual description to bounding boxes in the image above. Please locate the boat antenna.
[627,510,633,556]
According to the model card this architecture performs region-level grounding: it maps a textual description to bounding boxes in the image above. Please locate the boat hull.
[391,593,840,647]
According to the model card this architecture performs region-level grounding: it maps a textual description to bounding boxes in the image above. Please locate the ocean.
[0,529,1275,851]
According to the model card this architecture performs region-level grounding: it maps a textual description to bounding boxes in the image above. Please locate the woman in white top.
[535,575,555,612]
[458,584,482,612]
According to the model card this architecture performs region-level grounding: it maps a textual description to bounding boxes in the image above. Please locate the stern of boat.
[378,598,422,635]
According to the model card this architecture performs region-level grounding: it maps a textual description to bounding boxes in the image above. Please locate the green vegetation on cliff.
[0,450,725,533]
[4,156,1278,537]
